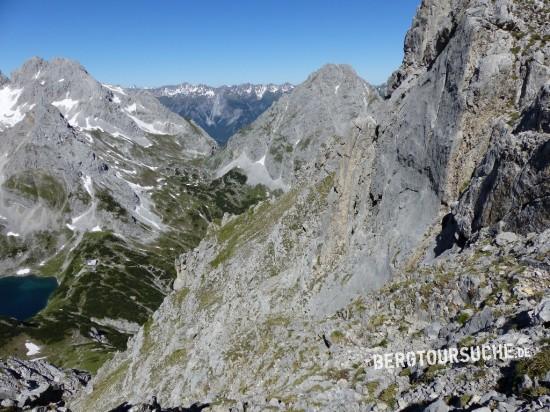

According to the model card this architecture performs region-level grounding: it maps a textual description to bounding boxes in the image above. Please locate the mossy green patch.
[3,170,67,209]
[211,189,297,268]
[96,189,128,219]
[379,383,398,408]
[456,311,471,325]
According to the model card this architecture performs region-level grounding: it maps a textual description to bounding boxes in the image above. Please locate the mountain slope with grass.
[0,58,269,373]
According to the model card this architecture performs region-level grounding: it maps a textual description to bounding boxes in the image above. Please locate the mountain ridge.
[149,82,294,99]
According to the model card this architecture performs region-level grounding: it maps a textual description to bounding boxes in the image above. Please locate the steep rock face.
[73,0,549,410]
[151,83,294,145]
[453,84,550,239]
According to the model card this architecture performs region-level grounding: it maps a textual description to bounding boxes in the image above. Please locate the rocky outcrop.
[0,357,90,410]
[453,83,550,240]
[518,82,550,134]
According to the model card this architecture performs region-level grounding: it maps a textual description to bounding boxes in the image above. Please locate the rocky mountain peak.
[11,57,91,84]
[306,63,359,83]
[1,57,216,153]
[212,62,377,189]
[0,57,218,275]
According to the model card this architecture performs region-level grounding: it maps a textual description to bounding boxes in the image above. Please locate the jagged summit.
[1,57,216,152]
[212,62,378,189]
[12,56,88,81]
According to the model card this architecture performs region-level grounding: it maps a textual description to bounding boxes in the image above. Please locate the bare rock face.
[212,63,379,190]
[452,110,549,239]
[72,0,549,411]
[518,82,550,133]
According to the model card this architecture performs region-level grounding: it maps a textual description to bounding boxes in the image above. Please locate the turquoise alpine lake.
[0,275,58,320]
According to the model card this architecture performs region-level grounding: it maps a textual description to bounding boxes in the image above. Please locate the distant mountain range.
[147,82,294,144]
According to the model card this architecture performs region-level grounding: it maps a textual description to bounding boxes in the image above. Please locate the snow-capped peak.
[151,82,294,100]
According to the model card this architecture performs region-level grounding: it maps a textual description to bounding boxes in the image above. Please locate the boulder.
[423,398,450,412]
[533,298,550,324]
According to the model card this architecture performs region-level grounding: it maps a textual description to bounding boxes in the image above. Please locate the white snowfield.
[51,96,79,113]
[0,86,25,129]
[16,268,31,275]
[25,342,41,356]
[124,110,170,136]
[216,151,287,190]
[102,83,127,95]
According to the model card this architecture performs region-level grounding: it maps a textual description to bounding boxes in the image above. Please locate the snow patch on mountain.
[216,152,287,190]
[102,83,127,95]
[25,342,41,356]
[0,86,25,129]
[52,97,79,113]
[125,112,167,136]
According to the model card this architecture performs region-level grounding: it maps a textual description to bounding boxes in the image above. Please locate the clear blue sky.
[1,0,420,87]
